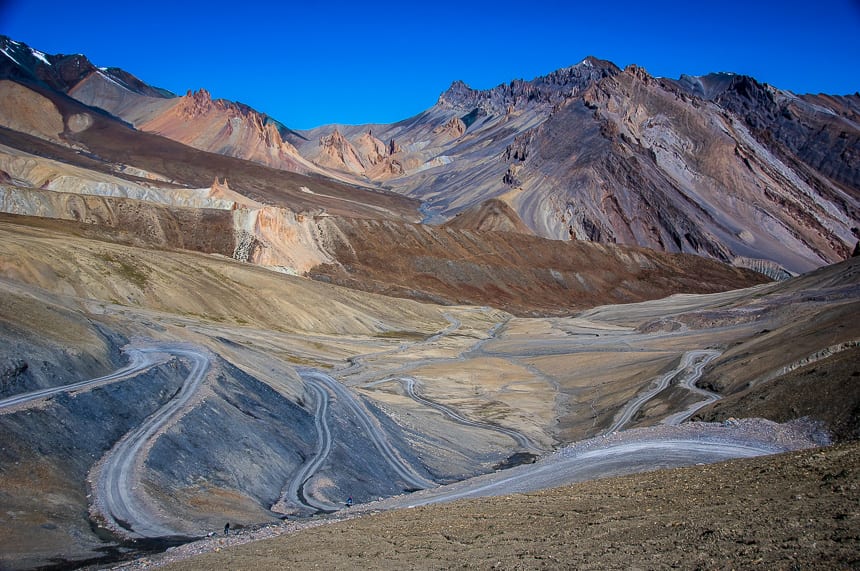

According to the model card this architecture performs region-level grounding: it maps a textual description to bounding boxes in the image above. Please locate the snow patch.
[96,70,131,92]
[30,48,50,65]
[0,48,23,68]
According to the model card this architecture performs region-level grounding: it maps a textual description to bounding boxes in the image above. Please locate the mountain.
[7,34,856,276]
[0,36,770,315]
[287,62,859,277]
[0,36,329,177]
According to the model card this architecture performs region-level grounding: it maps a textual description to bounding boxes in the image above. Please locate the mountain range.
[2,35,857,281]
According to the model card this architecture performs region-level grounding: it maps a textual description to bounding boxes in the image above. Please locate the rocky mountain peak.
[437,80,477,107]
[320,127,347,147]
[0,35,96,92]
[355,130,389,166]
[177,88,215,119]
[1,36,171,99]
[673,72,738,100]
[99,66,174,98]
[622,64,653,83]
[436,57,620,114]
[317,128,365,174]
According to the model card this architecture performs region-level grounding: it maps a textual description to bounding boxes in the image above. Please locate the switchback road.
[662,351,723,426]
[92,345,211,539]
[278,376,339,512]
[300,369,436,491]
[605,350,720,434]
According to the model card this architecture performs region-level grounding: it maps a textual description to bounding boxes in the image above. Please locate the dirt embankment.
[135,441,859,571]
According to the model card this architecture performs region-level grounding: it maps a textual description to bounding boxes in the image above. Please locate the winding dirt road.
[605,350,721,434]
[367,421,812,511]
[0,348,167,410]
[662,351,723,426]
[36,342,813,544]
[92,345,212,539]
[299,369,436,491]
[366,376,540,452]
[277,377,339,513]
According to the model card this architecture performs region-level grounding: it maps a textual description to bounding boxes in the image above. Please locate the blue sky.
[2,0,858,129]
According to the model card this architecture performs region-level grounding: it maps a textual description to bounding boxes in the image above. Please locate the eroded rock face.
[434,117,466,139]
[354,130,389,166]
[501,65,858,274]
[436,57,620,114]
[138,89,309,174]
[715,76,860,191]
[317,128,367,174]
[289,60,857,276]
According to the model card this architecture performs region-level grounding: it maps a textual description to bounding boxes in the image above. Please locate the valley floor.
[0,216,857,569]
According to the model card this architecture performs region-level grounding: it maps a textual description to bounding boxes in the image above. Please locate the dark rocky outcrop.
[702,74,860,191]
[0,35,173,98]
[438,57,621,114]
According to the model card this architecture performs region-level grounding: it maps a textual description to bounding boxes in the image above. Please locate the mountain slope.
[0,36,329,177]
[290,63,859,276]
[288,57,621,213]
[7,33,855,275]
[0,76,420,222]
[306,216,768,316]
[503,65,857,274]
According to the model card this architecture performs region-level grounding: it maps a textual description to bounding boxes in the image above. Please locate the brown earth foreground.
[135,442,860,570]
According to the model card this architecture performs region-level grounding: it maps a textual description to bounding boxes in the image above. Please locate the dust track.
[0,348,167,411]
[276,376,339,513]
[299,369,436,491]
[368,420,817,511]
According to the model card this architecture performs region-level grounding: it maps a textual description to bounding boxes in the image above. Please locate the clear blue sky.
[2,0,858,130]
